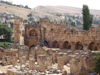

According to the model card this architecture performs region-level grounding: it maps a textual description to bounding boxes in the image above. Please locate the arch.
[75,41,83,50]
[63,41,71,49]
[29,29,38,36]
[52,41,59,48]
[29,45,35,50]
[44,40,49,47]
[88,42,97,51]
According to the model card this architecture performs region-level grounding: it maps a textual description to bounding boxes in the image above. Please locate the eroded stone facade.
[14,18,100,51]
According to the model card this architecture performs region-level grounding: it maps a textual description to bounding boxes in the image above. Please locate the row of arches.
[52,41,97,51]
[29,40,97,51]
[28,29,97,51]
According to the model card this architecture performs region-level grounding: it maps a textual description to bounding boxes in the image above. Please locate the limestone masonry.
[0,18,100,75]
[14,18,100,51]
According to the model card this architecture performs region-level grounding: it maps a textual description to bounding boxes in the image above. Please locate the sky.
[4,0,100,10]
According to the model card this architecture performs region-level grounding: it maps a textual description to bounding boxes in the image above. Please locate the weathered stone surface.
[38,55,46,72]
[62,70,67,75]
[29,59,35,70]
[57,53,64,69]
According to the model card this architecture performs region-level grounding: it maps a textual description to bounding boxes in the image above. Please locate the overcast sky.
[4,0,100,10]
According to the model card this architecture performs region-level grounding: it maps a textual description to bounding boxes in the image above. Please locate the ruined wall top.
[14,18,23,25]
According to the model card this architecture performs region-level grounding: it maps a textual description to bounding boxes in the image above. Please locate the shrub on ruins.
[93,52,100,74]
[82,5,93,30]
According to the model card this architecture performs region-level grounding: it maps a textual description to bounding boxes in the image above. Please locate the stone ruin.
[0,43,98,75]
[0,18,100,75]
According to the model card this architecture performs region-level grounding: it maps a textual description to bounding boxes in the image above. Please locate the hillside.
[0,2,100,30]
[0,3,60,20]
[34,5,100,17]
[0,2,100,20]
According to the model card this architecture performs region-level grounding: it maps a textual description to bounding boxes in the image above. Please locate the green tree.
[72,15,75,19]
[10,22,13,28]
[0,25,12,41]
[3,27,13,41]
[25,5,28,8]
[89,14,93,27]
[82,5,90,30]
[71,22,76,27]
[82,5,93,30]
[28,17,34,21]
[23,19,28,23]
[56,13,62,17]
[27,13,32,17]
[93,52,100,74]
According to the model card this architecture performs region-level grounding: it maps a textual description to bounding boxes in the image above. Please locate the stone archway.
[29,45,35,50]
[63,41,71,49]
[75,42,83,50]
[44,40,49,47]
[29,29,38,36]
[52,41,59,48]
[88,42,97,51]
[29,45,37,61]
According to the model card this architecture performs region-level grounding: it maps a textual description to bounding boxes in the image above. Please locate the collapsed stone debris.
[0,44,98,75]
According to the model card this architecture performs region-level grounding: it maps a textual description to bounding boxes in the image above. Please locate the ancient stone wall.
[14,18,100,51]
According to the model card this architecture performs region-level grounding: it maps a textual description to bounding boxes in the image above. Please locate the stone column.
[38,55,46,72]
[63,53,69,64]
[48,41,52,48]
[83,44,88,51]
[46,55,52,66]
[57,53,64,69]
[59,42,63,49]
[79,55,87,75]
[97,43,100,51]
[71,42,75,51]
[29,59,35,70]
[22,56,26,65]
[19,56,26,70]
[6,56,11,65]
[52,51,57,63]
[29,54,34,60]
[70,55,80,75]
[12,56,18,66]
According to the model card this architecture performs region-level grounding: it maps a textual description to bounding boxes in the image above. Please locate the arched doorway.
[52,41,59,48]
[63,41,71,49]
[44,40,49,47]
[29,29,38,37]
[29,45,37,61]
[29,45,35,50]
[75,42,83,50]
[88,42,97,51]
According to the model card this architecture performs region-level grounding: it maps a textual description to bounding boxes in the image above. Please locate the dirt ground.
[0,62,70,75]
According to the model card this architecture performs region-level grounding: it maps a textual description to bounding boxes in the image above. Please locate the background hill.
[0,2,100,30]
[34,5,100,17]
[0,2,100,20]
[0,2,61,20]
